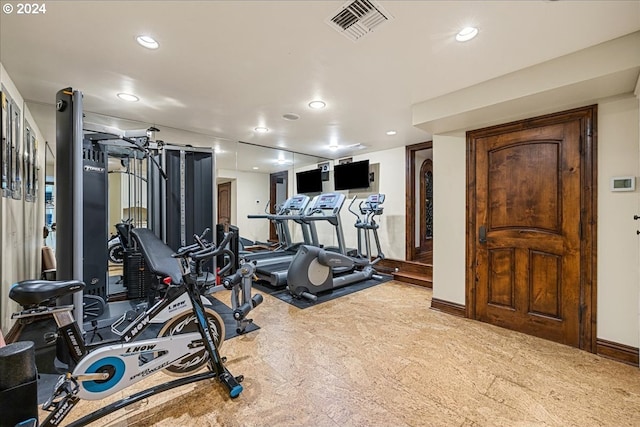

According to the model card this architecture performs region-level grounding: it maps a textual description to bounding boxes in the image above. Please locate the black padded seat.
[9,280,85,306]
[130,228,183,284]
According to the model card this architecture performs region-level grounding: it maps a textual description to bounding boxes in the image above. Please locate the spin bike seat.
[9,280,85,306]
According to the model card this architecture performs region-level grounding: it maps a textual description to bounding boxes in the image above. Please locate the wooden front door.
[217,181,231,231]
[467,106,596,350]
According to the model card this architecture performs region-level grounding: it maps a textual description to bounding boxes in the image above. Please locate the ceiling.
[1,0,639,170]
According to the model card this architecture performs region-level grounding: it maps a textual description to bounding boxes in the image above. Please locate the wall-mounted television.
[296,168,323,194]
[334,159,370,191]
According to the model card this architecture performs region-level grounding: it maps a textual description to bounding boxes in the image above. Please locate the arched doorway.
[406,141,433,265]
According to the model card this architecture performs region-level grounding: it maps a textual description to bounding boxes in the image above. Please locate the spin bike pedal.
[124,309,138,322]
[42,374,76,411]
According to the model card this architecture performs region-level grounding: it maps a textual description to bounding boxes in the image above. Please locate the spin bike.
[8,230,245,427]
[287,193,386,301]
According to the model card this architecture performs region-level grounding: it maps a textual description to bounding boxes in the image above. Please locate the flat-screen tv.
[296,168,323,194]
[334,159,370,190]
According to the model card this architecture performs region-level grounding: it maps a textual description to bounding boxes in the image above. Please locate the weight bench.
[129,229,182,303]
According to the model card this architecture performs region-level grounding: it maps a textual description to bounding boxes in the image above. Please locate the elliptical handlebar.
[347,195,359,220]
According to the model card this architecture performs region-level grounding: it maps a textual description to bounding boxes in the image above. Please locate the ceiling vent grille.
[326,0,393,42]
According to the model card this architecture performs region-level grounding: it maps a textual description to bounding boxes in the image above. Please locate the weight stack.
[0,341,38,425]
[124,251,154,299]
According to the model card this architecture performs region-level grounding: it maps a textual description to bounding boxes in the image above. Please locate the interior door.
[468,106,596,350]
[217,181,231,232]
[269,171,288,242]
[405,141,432,262]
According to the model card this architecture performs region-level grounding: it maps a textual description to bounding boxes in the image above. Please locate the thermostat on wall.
[610,176,636,192]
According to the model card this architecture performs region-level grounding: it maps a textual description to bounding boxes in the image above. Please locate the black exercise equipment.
[243,194,313,287]
[287,193,386,301]
[0,341,38,426]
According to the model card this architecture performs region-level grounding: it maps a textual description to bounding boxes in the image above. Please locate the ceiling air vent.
[326,0,393,42]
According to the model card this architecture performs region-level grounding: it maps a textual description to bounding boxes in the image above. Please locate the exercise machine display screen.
[315,194,340,209]
[284,195,309,210]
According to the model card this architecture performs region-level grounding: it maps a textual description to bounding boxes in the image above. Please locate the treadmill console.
[364,194,385,214]
[310,193,346,214]
[282,194,310,211]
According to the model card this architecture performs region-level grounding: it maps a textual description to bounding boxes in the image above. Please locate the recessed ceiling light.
[308,100,326,109]
[456,27,479,42]
[254,127,269,133]
[282,113,300,121]
[117,93,139,102]
[136,35,159,49]
[386,130,397,136]
[252,166,259,170]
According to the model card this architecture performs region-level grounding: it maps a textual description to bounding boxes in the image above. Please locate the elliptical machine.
[287,194,386,301]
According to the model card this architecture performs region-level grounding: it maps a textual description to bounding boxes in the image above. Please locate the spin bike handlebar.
[172,229,236,277]
[172,228,212,258]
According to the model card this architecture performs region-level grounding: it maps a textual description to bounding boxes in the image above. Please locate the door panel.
[473,121,582,347]
[529,251,561,319]
[487,248,515,309]
[488,142,560,232]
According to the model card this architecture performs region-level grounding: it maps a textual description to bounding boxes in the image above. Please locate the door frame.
[405,141,432,261]
[269,170,288,242]
[465,105,597,352]
[217,181,232,231]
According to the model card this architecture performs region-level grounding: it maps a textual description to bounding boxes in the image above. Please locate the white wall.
[1,63,46,334]
[288,148,406,259]
[432,134,466,305]
[108,172,122,234]
[335,147,406,260]
[217,168,270,243]
[597,95,640,346]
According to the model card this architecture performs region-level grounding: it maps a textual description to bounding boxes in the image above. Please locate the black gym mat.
[253,274,393,309]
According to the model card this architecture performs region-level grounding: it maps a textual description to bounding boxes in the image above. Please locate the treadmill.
[243,194,314,270]
[254,192,347,288]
